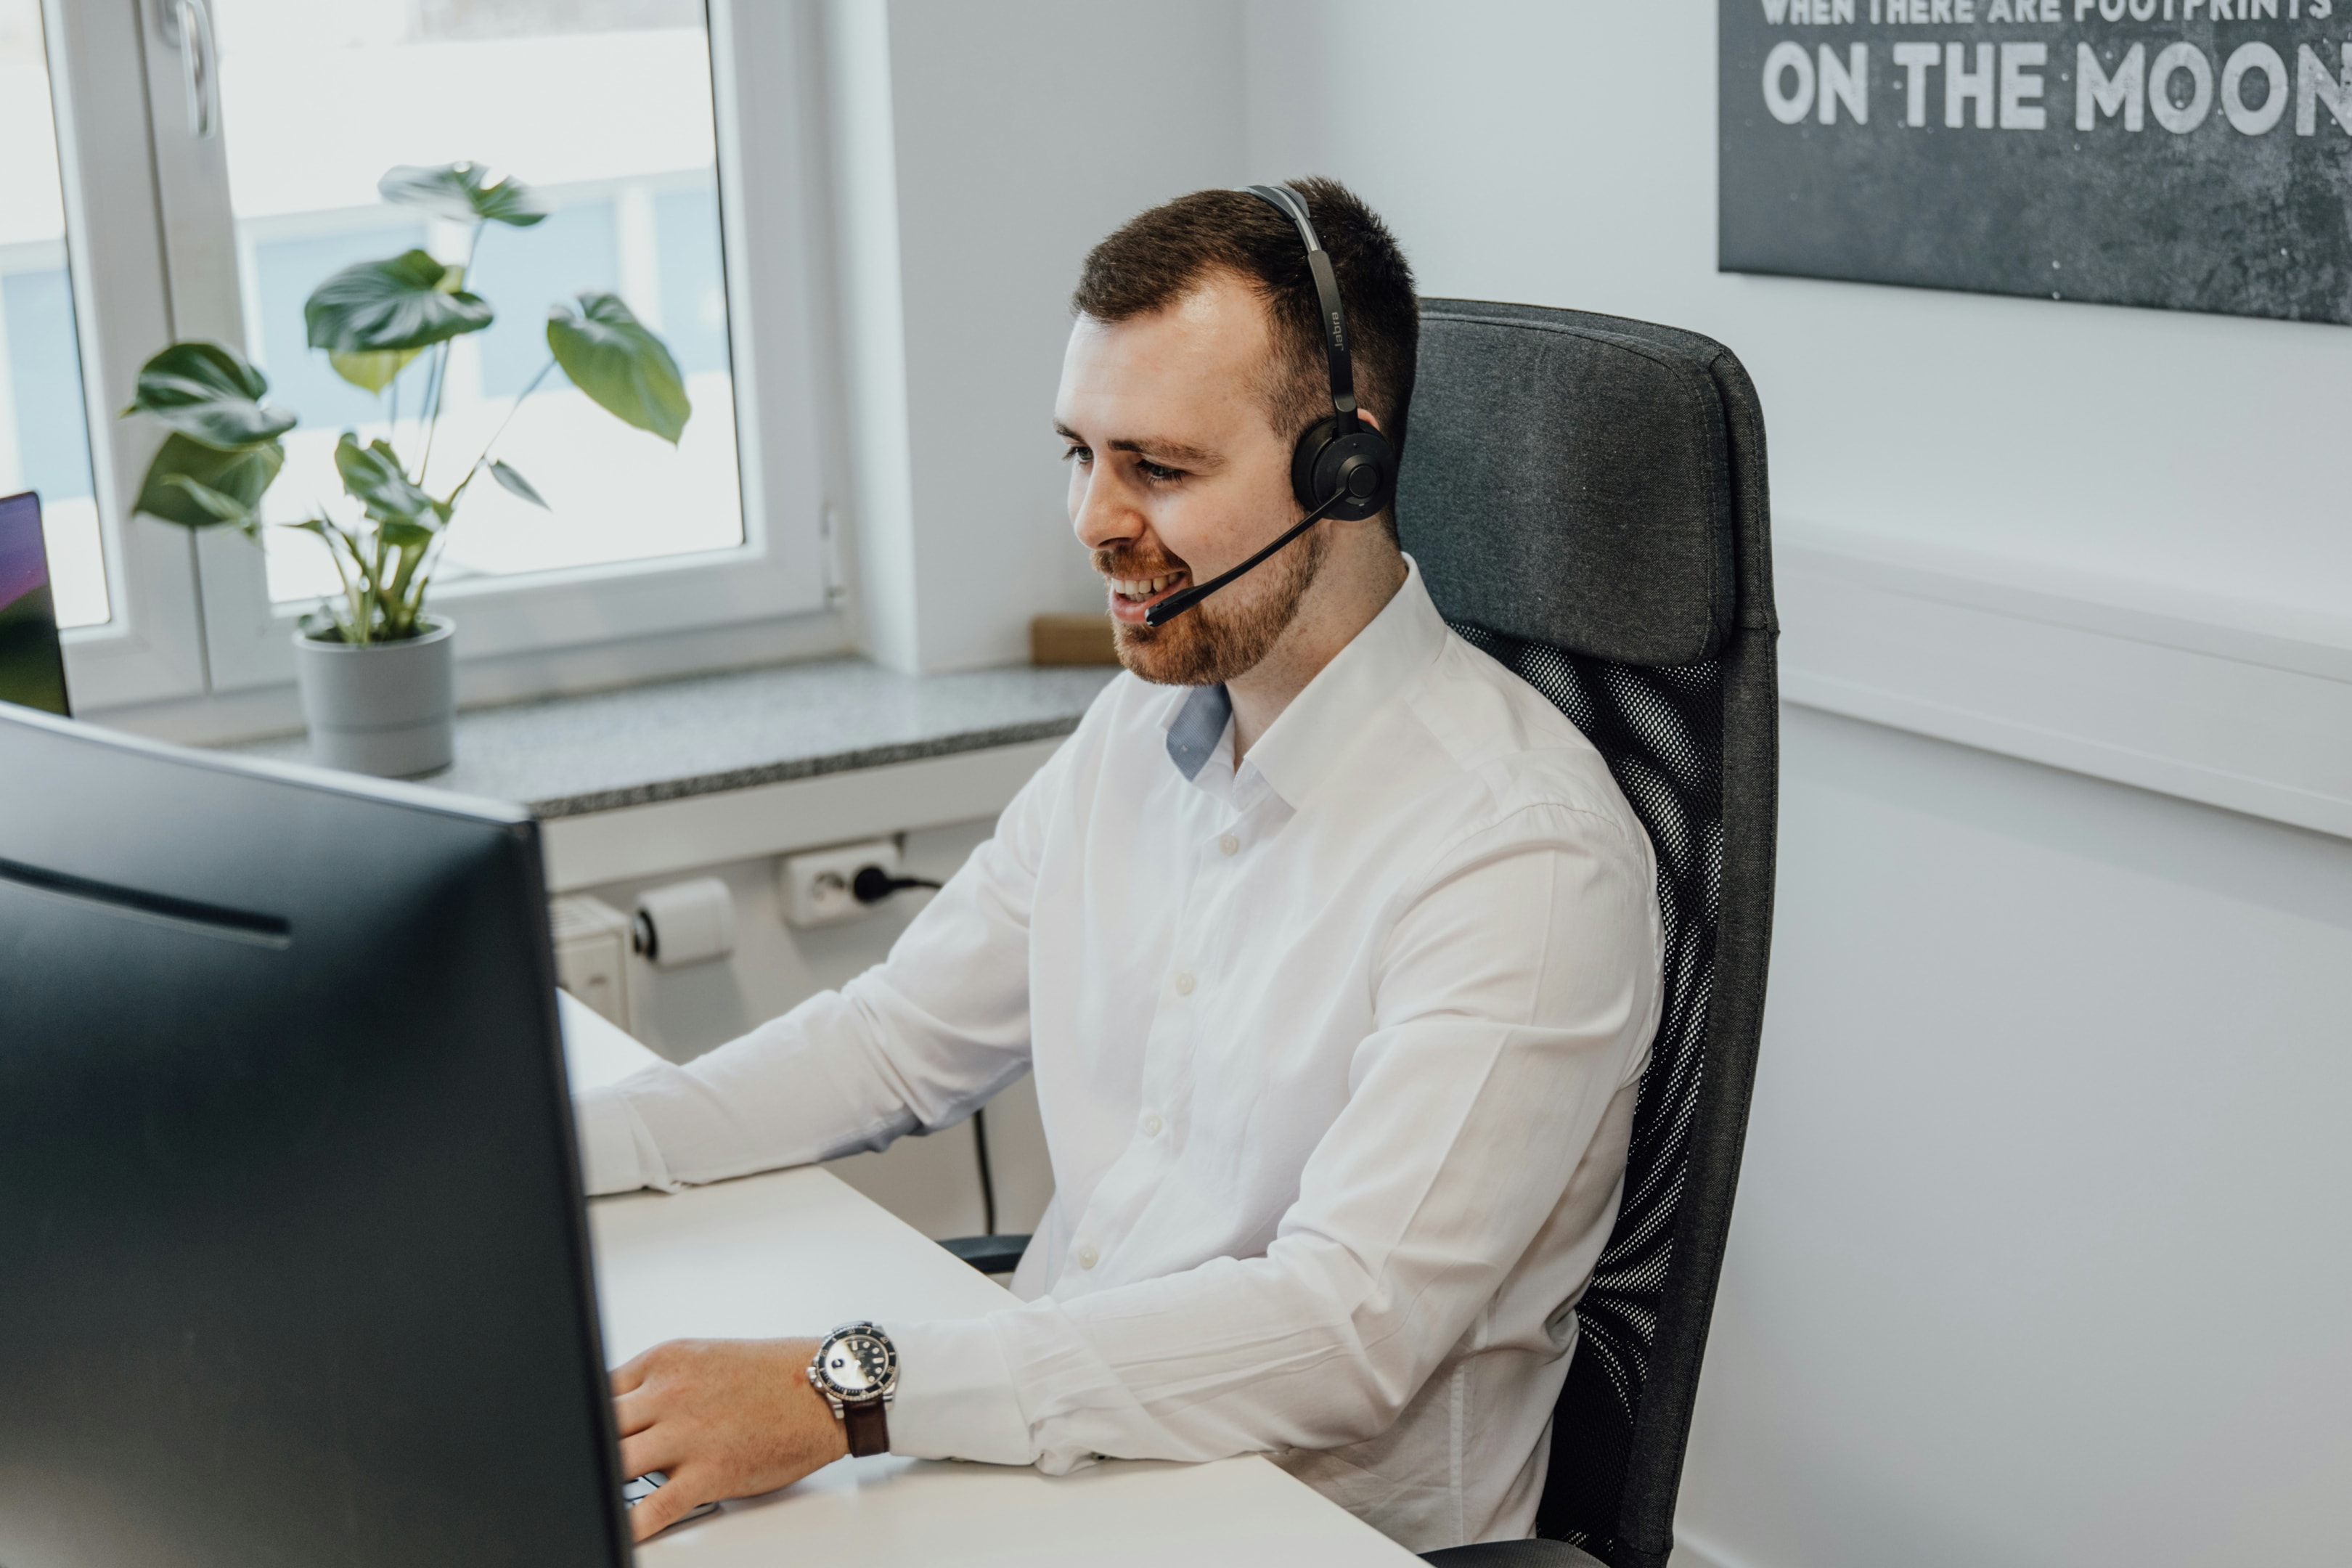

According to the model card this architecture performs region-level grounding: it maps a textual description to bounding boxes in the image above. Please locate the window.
[210,0,746,603]
[38,0,832,714]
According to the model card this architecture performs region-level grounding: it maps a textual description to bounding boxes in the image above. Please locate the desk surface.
[557,996,1417,1567]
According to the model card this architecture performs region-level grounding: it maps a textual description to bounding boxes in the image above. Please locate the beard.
[1099,524,1329,687]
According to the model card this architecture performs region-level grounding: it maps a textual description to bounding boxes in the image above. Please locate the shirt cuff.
[886,1315,1036,1466]
[572,1085,678,1196]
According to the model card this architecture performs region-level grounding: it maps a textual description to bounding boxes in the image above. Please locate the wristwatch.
[807,1321,899,1457]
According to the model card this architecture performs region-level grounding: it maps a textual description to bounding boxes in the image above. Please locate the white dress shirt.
[573,560,1662,1551]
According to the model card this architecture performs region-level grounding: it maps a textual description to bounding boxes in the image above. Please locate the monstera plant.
[118,161,691,775]
[125,160,690,645]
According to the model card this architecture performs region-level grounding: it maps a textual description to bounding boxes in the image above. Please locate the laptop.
[0,489,70,716]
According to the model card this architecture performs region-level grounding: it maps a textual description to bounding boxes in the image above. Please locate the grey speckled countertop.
[223,657,1119,818]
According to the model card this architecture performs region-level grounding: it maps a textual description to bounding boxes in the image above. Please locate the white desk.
[557,995,1418,1567]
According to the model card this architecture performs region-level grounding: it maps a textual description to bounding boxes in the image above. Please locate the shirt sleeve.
[574,730,1072,1194]
[883,800,1662,1472]
[573,1085,670,1197]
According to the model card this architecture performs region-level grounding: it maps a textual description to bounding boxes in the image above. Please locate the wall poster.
[1719,0,2352,322]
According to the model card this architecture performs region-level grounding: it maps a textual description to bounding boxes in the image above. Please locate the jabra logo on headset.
[1329,310,1347,349]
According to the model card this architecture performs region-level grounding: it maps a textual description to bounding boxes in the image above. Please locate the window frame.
[53,0,842,716]
[40,0,213,711]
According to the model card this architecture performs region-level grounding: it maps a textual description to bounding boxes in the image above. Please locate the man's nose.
[1071,466,1142,554]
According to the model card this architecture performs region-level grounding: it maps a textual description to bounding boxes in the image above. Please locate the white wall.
[825,0,1249,673]
[1239,4,2352,1564]
[1681,708,2352,1568]
[1243,0,2352,639]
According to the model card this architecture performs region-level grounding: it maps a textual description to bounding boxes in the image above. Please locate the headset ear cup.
[1293,417,1397,522]
[1290,416,1344,510]
[1291,417,1397,521]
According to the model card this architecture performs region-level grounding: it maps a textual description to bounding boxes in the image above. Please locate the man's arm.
[886,799,1662,1471]
[572,730,1071,1197]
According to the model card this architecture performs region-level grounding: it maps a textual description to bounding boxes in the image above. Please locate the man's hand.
[611,1336,850,1542]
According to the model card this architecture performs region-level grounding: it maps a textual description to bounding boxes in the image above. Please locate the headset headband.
[1244,184,1359,426]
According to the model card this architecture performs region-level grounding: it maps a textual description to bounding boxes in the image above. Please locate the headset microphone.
[1140,183,1398,631]
[1142,486,1352,628]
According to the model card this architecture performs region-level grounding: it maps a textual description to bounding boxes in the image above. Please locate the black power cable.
[970,1107,998,1237]
[851,865,943,903]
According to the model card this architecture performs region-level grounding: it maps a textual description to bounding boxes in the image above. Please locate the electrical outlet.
[780,838,901,928]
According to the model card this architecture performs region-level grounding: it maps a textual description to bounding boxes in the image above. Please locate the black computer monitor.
[0,704,627,1566]
[0,490,71,716]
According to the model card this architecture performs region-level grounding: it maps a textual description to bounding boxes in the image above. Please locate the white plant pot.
[291,616,456,778]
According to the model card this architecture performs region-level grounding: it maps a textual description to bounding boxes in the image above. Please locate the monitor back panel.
[0,712,625,1567]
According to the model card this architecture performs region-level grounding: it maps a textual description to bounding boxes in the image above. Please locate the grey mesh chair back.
[1397,301,1779,1568]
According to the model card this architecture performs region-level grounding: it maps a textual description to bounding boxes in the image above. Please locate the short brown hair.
[1071,178,1418,520]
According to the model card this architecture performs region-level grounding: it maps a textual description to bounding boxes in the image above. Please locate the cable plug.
[852,865,944,904]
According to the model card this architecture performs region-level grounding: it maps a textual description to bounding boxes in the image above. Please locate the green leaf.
[133,432,285,529]
[378,161,547,228]
[547,292,691,444]
[160,475,256,525]
[122,341,296,449]
[487,460,548,508]
[375,518,437,551]
[306,249,493,354]
[325,261,469,390]
[333,433,447,528]
[328,346,423,394]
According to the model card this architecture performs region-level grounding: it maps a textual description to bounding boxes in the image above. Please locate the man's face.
[1055,274,1320,687]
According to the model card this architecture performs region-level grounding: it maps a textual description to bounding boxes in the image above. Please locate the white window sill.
[215,656,1119,889]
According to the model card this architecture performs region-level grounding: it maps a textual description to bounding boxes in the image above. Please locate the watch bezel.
[810,1321,898,1405]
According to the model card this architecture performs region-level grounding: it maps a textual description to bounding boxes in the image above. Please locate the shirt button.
[1142,1112,1163,1137]
[1218,833,1240,856]
[1076,1243,1099,1270]
[1173,971,1196,996]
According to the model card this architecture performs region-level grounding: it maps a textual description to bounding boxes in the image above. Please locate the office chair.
[945,301,1778,1568]
[1406,301,1778,1567]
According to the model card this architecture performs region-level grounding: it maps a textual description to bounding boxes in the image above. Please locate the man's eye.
[1062,445,1091,465]
[1138,460,1183,483]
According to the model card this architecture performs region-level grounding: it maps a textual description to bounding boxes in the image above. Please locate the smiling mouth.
[1103,568,1191,621]
[1108,571,1187,603]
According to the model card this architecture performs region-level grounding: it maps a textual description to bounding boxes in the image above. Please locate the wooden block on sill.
[1030,613,1119,666]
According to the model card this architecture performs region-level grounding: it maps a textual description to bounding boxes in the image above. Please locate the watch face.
[822,1331,894,1397]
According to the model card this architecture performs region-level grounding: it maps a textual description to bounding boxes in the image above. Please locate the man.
[576,179,1662,1553]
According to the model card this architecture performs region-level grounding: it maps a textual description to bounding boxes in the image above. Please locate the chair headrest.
[1396,300,1743,666]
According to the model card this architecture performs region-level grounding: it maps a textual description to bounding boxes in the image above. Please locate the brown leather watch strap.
[841,1398,889,1458]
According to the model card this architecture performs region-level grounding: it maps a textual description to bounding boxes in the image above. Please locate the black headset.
[1141,183,1399,629]
[1249,182,1400,523]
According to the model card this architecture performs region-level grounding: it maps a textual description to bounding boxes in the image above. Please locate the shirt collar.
[1246,555,1448,809]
